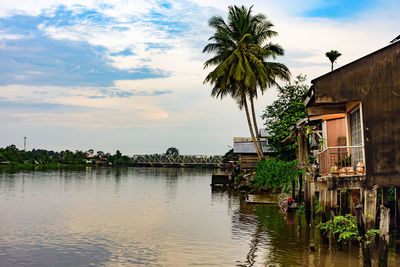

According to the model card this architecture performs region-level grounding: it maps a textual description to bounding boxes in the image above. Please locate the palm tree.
[325,50,342,71]
[203,5,290,159]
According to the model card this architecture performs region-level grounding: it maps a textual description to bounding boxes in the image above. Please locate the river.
[0,167,399,266]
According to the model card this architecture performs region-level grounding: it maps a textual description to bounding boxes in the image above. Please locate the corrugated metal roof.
[233,137,267,143]
[233,141,274,154]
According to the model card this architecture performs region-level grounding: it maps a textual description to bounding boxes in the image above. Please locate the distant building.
[233,130,275,170]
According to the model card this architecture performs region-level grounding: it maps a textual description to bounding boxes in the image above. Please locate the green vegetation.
[296,202,305,214]
[325,50,342,71]
[253,158,299,192]
[0,145,132,167]
[203,5,290,160]
[318,214,379,249]
[261,75,308,161]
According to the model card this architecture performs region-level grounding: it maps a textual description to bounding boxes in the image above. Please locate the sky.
[0,0,399,155]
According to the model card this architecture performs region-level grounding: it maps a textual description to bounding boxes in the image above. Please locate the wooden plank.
[246,195,277,205]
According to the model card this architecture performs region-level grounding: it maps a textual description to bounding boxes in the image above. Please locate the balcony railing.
[317,146,365,176]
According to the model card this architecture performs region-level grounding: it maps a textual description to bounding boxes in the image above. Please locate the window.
[350,108,363,166]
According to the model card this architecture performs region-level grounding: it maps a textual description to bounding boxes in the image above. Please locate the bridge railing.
[132,154,223,166]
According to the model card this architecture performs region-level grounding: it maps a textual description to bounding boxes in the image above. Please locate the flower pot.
[346,167,355,175]
[356,162,365,175]
[330,165,339,175]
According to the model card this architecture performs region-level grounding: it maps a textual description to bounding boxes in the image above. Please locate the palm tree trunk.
[331,62,333,71]
[250,96,264,158]
[243,95,262,160]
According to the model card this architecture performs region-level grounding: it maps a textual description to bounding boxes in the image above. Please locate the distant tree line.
[0,145,132,166]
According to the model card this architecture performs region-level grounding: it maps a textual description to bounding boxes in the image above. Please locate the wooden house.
[233,130,274,170]
[303,41,400,227]
[305,41,400,188]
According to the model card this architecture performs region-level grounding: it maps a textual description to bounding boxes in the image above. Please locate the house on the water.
[304,40,400,225]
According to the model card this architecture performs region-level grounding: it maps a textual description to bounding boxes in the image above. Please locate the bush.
[318,214,379,244]
[254,158,299,191]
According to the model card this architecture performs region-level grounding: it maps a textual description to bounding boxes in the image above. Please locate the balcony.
[318,146,365,177]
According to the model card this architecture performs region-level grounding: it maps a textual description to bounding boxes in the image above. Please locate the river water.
[0,167,399,266]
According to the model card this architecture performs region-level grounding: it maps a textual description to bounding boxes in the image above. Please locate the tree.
[165,147,179,157]
[97,151,104,158]
[203,5,290,160]
[325,50,342,71]
[87,149,94,156]
[261,75,309,161]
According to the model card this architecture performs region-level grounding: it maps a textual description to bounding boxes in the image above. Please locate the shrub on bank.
[254,158,299,192]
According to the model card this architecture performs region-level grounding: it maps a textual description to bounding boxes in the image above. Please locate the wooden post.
[305,180,311,223]
[378,206,390,267]
[396,188,400,227]
[292,180,296,200]
[364,188,377,230]
[319,189,326,222]
[309,179,316,251]
[310,180,315,220]
[298,172,303,203]
[355,204,371,267]
[330,190,337,219]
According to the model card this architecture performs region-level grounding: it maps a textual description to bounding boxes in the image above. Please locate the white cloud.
[0,0,399,154]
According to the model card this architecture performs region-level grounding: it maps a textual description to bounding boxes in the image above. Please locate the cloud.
[0,12,169,87]
[0,0,399,155]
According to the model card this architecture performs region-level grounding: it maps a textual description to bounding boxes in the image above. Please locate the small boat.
[277,195,298,212]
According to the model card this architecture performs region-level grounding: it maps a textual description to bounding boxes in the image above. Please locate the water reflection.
[0,167,399,266]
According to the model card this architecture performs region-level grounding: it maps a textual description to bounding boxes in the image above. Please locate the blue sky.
[0,0,398,155]
[304,0,378,18]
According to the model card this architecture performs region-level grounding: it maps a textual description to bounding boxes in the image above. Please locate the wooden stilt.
[319,189,326,222]
[298,172,303,203]
[305,180,311,223]
[378,206,390,267]
[310,180,316,220]
[355,204,371,267]
[292,179,296,200]
[364,188,377,230]
[396,188,400,227]
[309,179,316,251]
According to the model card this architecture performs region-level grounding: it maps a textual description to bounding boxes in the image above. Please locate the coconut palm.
[203,5,290,159]
[325,50,342,71]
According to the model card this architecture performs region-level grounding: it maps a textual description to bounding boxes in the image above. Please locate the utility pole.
[24,137,27,152]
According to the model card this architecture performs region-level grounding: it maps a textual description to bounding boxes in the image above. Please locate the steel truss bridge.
[132,154,223,167]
